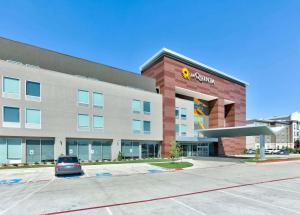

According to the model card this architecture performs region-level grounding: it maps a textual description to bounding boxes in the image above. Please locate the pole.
[259,135,266,160]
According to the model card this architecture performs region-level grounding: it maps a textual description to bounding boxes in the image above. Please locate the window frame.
[2,106,21,128]
[25,108,41,129]
[77,113,90,130]
[180,124,187,136]
[181,108,187,120]
[93,115,104,130]
[175,107,180,119]
[143,101,151,114]
[143,120,151,134]
[132,119,142,134]
[25,80,41,102]
[93,92,104,108]
[77,90,89,106]
[132,99,141,113]
[2,76,21,99]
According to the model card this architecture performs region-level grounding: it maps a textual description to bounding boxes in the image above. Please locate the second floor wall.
[0,60,163,140]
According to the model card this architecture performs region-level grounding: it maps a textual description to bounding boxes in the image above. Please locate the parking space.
[0,159,300,215]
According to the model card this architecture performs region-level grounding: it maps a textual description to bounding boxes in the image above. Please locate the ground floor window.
[66,139,112,161]
[26,138,54,163]
[0,138,22,164]
[141,141,160,158]
[121,140,160,159]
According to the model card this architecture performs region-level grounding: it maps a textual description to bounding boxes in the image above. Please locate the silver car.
[55,156,82,176]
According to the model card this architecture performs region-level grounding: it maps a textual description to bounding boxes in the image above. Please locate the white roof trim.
[140,48,249,86]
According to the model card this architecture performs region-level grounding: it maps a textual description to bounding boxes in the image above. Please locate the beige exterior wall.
[175,98,194,137]
[0,60,163,161]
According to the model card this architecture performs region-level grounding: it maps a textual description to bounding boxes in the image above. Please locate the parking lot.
[1,158,300,215]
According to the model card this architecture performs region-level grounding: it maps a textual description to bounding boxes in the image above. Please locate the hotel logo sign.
[181,67,215,85]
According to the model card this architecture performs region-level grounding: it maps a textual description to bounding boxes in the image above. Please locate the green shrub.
[255,148,260,160]
[117,151,123,161]
[169,140,181,161]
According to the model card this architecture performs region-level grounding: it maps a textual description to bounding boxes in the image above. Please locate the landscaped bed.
[150,161,193,169]
[243,157,300,163]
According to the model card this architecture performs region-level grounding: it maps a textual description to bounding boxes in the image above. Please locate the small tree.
[169,141,182,162]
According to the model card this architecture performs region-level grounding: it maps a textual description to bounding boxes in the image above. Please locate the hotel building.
[0,37,247,163]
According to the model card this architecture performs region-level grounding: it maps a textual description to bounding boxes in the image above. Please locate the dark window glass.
[57,157,79,163]
[4,106,19,122]
[143,101,151,113]
[143,121,151,133]
[26,81,40,97]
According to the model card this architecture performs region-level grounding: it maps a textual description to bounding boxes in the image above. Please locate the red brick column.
[225,104,235,127]
[209,99,225,128]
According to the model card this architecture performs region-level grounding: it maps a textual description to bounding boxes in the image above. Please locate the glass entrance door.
[197,143,209,156]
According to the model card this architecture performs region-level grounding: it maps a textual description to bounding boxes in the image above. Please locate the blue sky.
[0,0,299,119]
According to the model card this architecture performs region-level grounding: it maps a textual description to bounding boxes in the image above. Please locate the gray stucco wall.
[0,60,163,161]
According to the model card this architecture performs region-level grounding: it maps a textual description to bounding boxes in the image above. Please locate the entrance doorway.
[197,143,209,156]
[179,143,210,157]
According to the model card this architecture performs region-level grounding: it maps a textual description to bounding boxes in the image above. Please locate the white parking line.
[106,207,113,215]
[219,190,300,214]
[0,178,54,215]
[171,198,208,215]
[257,184,300,194]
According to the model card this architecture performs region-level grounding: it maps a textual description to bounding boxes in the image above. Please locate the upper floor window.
[181,108,187,120]
[93,115,104,129]
[2,77,20,99]
[176,124,180,134]
[3,106,20,128]
[25,108,41,129]
[78,90,89,105]
[175,107,180,119]
[93,92,103,108]
[78,114,89,129]
[143,101,151,114]
[26,81,41,100]
[181,124,187,136]
[143,120,151,134]
[132,100,141,113]
[132,119,141,133]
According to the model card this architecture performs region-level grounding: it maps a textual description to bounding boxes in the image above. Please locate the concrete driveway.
[1,158,300,215]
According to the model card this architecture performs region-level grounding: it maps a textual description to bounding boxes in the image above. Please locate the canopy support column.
[259,135,266,160]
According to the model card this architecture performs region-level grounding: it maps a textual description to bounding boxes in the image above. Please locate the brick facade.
[142,56,246,157]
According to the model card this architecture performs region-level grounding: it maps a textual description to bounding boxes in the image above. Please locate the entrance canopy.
[197,125,285,160]
[197,125,283,138]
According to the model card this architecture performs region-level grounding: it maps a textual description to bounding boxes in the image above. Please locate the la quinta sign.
[181,67,215,85]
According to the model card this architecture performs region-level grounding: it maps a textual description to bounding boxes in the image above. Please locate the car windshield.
[57,157,79,163]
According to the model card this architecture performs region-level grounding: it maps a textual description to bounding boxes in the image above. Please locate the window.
[93,92,103,107]
[78,90,89,105]
[3,77,20,98]
[143,101,151,114]
[132,100,141,113]
[7,138,22,160]
[26,81,41,98]
[0,138,22,163]
[176,124,180,134]
[3,106,20,127]
[132,119,141,133]
[78,114,89,129]
[143,121,151,133]
[93,115,104,129]
[25,109,41,128]
[181,108,187,120]
[181,124,187,136]
[175,107,180,119]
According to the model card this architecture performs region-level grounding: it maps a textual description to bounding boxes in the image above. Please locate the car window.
[57,157,79,163]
